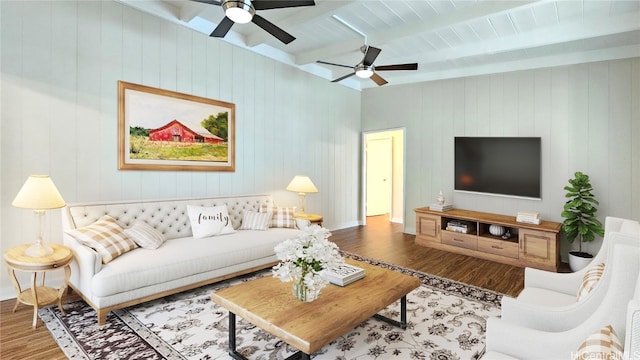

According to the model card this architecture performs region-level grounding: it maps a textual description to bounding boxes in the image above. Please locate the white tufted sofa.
[61,194,303,324]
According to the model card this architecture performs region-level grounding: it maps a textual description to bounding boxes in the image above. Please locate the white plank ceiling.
[118,0,640,89]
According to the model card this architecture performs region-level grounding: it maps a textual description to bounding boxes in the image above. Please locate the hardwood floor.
[334,215,525,297]
[0,216,524,359]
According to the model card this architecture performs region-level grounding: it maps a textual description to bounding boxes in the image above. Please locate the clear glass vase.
[292,278,321,302]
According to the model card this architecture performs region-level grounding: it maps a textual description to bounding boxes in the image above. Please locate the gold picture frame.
[118,81,235,172]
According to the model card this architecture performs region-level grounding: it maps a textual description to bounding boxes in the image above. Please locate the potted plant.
[561,171,605,271]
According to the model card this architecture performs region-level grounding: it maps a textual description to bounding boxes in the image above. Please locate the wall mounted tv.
[454,137,542,199]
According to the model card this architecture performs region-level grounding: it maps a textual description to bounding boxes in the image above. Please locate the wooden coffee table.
[211,259,420,360]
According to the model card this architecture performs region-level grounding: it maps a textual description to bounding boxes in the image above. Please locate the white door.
[366,138,392,216]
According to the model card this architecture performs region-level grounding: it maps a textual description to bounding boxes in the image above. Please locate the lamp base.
[297,193,307,214]
[23,243,54,257]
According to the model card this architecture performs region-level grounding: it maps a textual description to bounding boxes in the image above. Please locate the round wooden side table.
[4,243,73,329]
[294,213,323,227]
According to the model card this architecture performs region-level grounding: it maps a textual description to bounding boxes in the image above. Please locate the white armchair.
[499,216,640,332]
[483,243,640,360]
[624,297,640,360]
[523,216,638,293]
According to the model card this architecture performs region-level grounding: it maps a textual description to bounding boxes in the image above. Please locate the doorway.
[362,128,405,225]
[366,138,392,216]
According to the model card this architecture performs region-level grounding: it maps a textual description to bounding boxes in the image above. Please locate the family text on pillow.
[187,205,236,238]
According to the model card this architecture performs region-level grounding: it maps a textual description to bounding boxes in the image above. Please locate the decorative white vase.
[568,251,593,272]
[489,224,505,236]
[437,191,445,205]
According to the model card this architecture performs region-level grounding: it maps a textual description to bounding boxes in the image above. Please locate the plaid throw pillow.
[65,215,137,264]
[576,263,605,301]
[573,325,623,360]
[259,204,297,229]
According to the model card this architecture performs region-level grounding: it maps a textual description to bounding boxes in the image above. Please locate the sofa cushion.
[260,204,297,228]
[65,215,138,264]
[124,221,165,249]
[239,210,271,231]
[187,205,235,238]
[577,263,605,302]
[90,228,302,297]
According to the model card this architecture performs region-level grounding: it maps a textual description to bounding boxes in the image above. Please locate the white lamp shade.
[12,175,66,210]
[286,176,318,193]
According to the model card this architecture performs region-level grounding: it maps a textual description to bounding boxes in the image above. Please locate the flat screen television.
[454,137,541,199]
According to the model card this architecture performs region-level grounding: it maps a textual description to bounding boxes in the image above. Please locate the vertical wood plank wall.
[362,58,640,258]
[2,1,638,300]
[0,1,361,299]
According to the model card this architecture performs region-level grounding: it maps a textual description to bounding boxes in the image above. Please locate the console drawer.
[442,231,477,250]
[478,237,518,259]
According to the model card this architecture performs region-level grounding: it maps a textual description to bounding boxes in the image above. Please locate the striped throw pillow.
[576,263,605,301]
[573,325,623,360]
[239,210,272,231]
[260,204,297,229]
[124,221,166,249]
[65,215,137,264]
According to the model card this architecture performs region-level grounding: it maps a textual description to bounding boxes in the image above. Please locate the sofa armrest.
[523,267,584,296]
[499,293,595,331]
[485,317,584,359]
[605,216,640,234]
[625,299,640,360]
[63,233,102,291]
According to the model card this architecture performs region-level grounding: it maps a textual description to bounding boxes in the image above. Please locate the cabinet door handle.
[491,245,503,250]
[453,238,464,242]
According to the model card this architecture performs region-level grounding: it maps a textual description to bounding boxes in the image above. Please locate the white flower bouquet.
[272,225,344,301]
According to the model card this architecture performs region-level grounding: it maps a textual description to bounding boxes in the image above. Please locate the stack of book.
[322,263,365,286]
[517,211,541,225]
[429,204,453,212]
[446,220,475,234]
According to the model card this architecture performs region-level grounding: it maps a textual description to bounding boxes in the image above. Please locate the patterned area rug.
[39,253,502,360]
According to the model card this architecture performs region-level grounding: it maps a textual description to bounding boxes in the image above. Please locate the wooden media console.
[414,207,562,272]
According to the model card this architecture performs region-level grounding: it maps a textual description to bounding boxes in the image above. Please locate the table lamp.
[286,175,318,214]
[12,175,66,257]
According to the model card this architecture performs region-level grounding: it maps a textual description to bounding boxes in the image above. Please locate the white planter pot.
[569,251,593,272]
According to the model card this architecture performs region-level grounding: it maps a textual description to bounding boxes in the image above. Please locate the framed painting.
[118,81,235,171]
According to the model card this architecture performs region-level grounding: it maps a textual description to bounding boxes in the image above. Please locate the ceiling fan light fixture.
[355,64,374,79]
[223,0,255,24]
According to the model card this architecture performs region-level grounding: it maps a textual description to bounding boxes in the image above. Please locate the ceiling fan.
[192,0,315,44]
[317,45,418,86]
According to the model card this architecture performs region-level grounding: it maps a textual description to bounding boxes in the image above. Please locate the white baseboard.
[391,217,403,224]
[0,285,16,301]
[404,226,416,235]
[330,221,361,230]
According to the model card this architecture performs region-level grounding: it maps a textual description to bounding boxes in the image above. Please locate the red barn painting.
[148,119,224,144]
